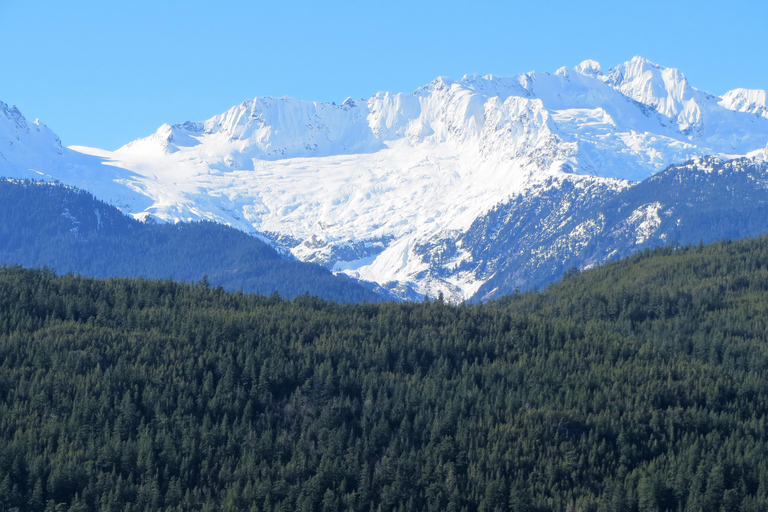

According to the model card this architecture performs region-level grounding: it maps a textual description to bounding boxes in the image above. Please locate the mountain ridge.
[0,178,386,302]
[2,56,768,301]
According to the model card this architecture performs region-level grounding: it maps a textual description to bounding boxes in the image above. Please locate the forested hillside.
[3,236,768,511]
[0,179,383,302]
[466,157,768,299]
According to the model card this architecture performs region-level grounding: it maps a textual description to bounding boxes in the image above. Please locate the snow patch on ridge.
[626,202,663,245]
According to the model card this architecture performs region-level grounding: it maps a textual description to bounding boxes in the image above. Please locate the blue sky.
[1,0,766,150]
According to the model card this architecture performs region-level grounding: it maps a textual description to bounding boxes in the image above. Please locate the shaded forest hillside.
[3,236,768,510]
[0,179,383,302]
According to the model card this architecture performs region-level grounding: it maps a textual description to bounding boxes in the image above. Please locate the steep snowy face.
[720,88,768,118]
[117,96,384,162]
[605,56,705,132]
[368,77,488,145]
[0,101,64,177]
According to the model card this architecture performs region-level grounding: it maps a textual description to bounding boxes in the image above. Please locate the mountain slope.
[465,157,768,298]
[0,179,384,302]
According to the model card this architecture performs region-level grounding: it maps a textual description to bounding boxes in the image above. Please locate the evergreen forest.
[3,236,768,511]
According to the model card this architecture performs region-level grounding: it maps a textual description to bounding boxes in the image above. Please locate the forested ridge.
[3,236,768,511]
[0,179,383,302]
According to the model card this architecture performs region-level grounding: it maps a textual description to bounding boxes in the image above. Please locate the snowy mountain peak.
[574,59,603,77]
[0,101,64,177]
[1,101,62,150]
[115,123,183,156]
[604,56,707,131]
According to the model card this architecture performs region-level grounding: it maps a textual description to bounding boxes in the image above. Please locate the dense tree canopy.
[2,236,768,511]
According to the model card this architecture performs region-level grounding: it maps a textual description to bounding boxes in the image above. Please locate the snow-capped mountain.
[1,101,63,174]
[2,57,768,301]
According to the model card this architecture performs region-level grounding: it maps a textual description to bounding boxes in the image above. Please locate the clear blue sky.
[1,0,766,150]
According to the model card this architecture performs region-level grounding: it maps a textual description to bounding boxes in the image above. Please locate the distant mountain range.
[2,57,768,300]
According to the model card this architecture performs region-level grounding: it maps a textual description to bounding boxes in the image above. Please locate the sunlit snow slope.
[4,57,768,301]
[0,101,155,213]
